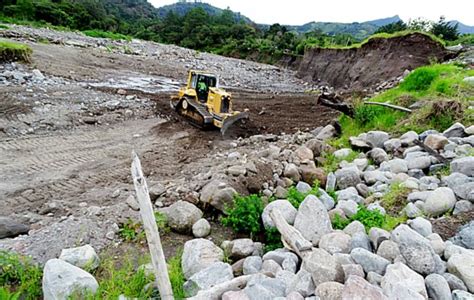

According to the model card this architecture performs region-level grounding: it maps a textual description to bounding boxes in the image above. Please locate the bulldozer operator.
[197,77,208,103]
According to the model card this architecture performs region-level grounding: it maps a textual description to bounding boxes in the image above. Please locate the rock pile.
[0,62,66,86]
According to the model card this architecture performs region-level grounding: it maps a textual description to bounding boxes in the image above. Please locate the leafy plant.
[264,227,283,252]
[286,181,321,208]
[0,251,43,299]
[168,250,186,299]
[381,183,410,215]
[222,194,264,238]
[118,219,146,242]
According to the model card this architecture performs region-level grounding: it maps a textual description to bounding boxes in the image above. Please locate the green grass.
[321,150,360,173]
[0,251,43,299]
[0,24,9,29]
[313,31,445,50]
[331,63,474,146]
[118,212,169,242]
[0,40,32,62]
[168,251,186,299]
[82,30,131,41]
[381,183,411,215]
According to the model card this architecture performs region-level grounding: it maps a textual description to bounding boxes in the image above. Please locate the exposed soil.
[432,210,474,241]
[297,33,452,90]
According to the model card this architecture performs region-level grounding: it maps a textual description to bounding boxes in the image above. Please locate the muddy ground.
[0,26,337,262]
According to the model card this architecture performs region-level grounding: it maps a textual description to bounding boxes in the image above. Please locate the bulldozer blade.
[220,111,249,135]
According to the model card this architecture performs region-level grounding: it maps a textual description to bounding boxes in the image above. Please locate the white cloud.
[149,0,474,26]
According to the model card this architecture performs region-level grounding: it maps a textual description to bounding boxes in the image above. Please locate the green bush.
[286,181,321,208]
[83,30,131,41]
[331,205,406,232]
[222,194,264,237]
[0,40,32,63]
[0,251,43,299]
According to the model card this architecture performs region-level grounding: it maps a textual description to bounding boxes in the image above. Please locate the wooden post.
[131,151,174,300]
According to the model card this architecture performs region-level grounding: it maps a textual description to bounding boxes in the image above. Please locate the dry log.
[188,275,253,300]
[364,101,412,113]
[131,151,174,300]
[269,209,313,259]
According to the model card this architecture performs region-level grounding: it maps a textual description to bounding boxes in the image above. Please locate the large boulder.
[0,217,29,239]
[243,274,286,300]
[42,259,99,300]
[302,248,342,286]
[160,201,203,233]
[319,232,351,254]
[335,167,361,190]
[451,157,474,177]
[350,248,390,275]
[447,253,474,293]
[381,262,428,299]
[425,273,452,300]
[423,187,457,217]
[294,195,332,246]
[200,180,237,212]
[365,131,390,148]
[262,200,297,229]
[59,245,100,271]
[341,275,388,300]
[391,224,444,275]
[182,239,224,279]
[183,262,233,297]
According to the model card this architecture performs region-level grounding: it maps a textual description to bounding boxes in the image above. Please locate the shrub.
[286,181,321,208]
[331,205,406,233]
[264,227,283,252]
[82,30,131,41]
[0,41,32,63]
[222,194,264,238]
[0,251,43,299]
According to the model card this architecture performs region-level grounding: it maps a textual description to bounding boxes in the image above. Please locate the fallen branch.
[413,139,451,165]
[269,209,313,260]
[131,151,174,300]
[188,275,253,300]
[364,101,412,113]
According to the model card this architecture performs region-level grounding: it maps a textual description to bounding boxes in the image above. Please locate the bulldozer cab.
[188,71,218,103]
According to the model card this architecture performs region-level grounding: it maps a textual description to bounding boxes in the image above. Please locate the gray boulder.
[453,290,474,300]
[42,259,98,300]
[406,156,432,170]
[336,200,358,218]
[160,201,202,233]
[451,157,474,177]
[294,195,332,246]
[451,222,474,249]
[192,219,211,238]
[454,201,473,215]
[350,232,372,252]
[343,221,366,237]
[408,217,432,237]
[183,262,233,297]
[342,275,388,300]
[59,245,100,271]
[284,163,301,182]
[425,273,452,300]
[381,262,428,299]
[263,249,299,266]
[391,224,444,275]
[286,269,315,297]
[341,264,365,281]
[443,272,468,292]
[200,180,237,212]
[296,181,312,194]
[0,217,29,239]
[350,248,390,275]
[444,123,467,138]
[366,131,390,148]
[182,239,224,279]
[230,239,255,259]
[315,281,344,300]
[262,200,297,229]
[243,274,286,300]
[302,248,342,286]
[335,167,361,190]
[387,159,408,174]
[243,256,262,275]
[376,240,400,262]
[448,253,474,292]
[424,187,457,217]
[367,148,389,165]
[319,232,351,254]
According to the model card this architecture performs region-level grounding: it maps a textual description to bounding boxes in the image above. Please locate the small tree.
[431,16,459,41]
[375,21,407,34]
[408,17,432,32]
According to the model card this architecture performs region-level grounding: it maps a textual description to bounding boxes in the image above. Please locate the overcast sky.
[149,0,474,25]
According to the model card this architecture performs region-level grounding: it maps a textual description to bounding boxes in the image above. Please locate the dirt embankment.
[297,33,451,90]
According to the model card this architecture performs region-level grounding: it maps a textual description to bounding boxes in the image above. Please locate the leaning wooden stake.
[131,151,173,300]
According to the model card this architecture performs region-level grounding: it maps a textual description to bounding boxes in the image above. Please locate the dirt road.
[0,25,337,262]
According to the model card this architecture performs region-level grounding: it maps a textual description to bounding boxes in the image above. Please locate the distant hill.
[448,20,474,34]
[287,15,403,40]
[156,2,251,23]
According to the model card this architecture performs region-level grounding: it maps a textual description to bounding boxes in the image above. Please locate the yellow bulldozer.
[170,70,249,134]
